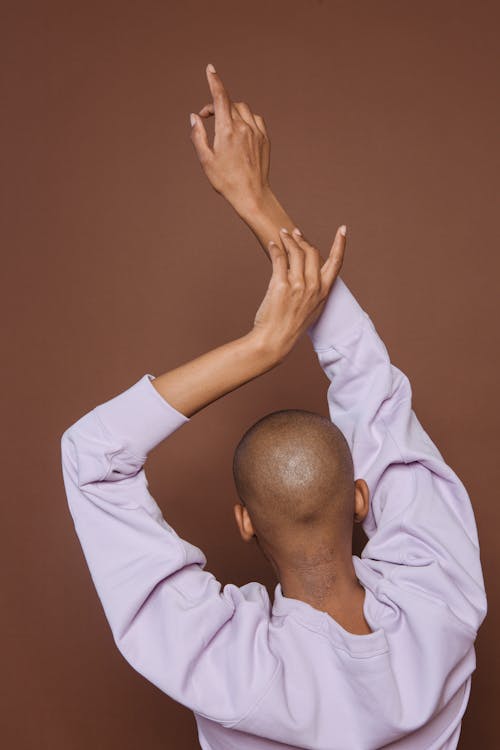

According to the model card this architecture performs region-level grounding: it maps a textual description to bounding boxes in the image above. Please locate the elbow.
[60,427,72,459]
[60,427,78,477]
[61,424,78,458]
[474,579,488,631]
[392,366,412,403]
[60,423,96,488]
[60,426,72,448]
[60,412,117,487]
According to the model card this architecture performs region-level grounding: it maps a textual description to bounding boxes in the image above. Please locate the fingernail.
[190,113,196,127]
[293,227,302,236]
[339,225,347,236]
[280,227,289,234]
[268,240,276,248]
[207,63,216,73]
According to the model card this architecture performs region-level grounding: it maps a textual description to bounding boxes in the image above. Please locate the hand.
[251,225,347,361]
[189,64,271,215]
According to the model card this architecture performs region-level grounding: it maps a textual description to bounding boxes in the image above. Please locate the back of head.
[232,409,355,560]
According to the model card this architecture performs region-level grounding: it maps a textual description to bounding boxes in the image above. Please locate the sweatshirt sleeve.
[60,373,278,725]
[306,277,487,635]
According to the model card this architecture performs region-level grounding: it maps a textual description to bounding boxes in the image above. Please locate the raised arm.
[190,65,487,637]
[61,226,345,724]
[305,275,487,635]
[190,64,324,264]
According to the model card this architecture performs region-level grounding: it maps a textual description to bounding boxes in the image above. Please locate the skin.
[153,64,372,634]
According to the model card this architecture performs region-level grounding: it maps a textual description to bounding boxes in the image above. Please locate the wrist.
[233,188,298,257]
[244,327,288,368]
[235,186,282,222]
[229,184,274,221]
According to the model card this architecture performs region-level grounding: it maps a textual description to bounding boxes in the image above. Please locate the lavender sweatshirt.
[60,277,487,749]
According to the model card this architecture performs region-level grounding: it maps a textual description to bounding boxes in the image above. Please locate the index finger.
[205,64,233,131]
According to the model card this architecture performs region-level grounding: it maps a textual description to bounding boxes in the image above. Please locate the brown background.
[1,1,498,748]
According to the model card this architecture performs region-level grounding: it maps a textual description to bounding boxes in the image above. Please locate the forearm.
[151,190,324,419]
[151,330,279,418]
[234,188,324,263]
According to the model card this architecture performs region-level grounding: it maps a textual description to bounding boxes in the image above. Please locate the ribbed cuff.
[94,373,190,460]
[306,276,366,351]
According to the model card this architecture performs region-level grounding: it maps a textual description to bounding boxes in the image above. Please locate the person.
[60,63,487,750]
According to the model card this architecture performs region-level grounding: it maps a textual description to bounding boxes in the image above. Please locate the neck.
[254,531,363,608]
[278,556,362,608]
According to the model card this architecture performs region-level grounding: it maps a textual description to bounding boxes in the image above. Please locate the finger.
[268,240,288,284]
[198,102,215,118]
[199,101,267,139]
[205,64,233,131]
[320,225,347,290]
[253,114,268,138]
[233,101,259,132]
[291,228,322,289]
[279,229,305,283]
[291,227,324,261]
[189,113,213,165]
[199,100,255,131]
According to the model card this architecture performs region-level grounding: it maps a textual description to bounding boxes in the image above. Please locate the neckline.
[271,555,388,655]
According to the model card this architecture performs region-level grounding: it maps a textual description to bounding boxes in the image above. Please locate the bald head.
[232,409,355,558]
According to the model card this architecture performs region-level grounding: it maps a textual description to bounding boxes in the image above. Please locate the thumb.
[189,112,212,166]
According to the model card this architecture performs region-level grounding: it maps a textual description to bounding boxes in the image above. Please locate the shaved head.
[232,409,355,564]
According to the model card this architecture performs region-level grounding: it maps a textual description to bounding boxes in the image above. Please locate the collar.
[271,555,389,657]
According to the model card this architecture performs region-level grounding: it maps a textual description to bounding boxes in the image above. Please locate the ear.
[353,478,370,524]
[233,503,256,542]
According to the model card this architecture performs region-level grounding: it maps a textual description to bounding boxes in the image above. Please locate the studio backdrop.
[1,1,497,748]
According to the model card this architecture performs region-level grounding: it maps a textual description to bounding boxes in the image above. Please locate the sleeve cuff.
[93,373,190,460]
[306,276,367,351]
